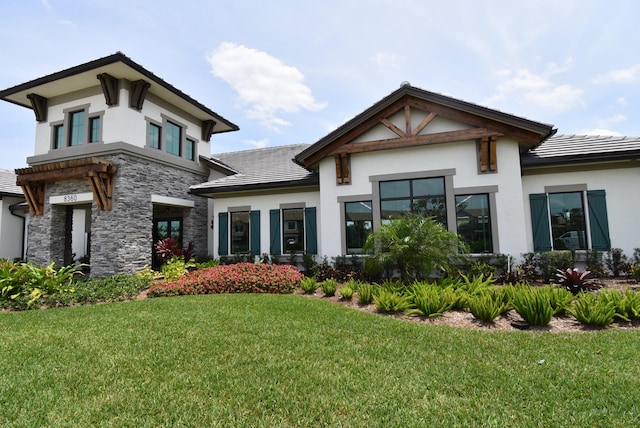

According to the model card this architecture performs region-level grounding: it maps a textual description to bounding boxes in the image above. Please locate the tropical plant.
[555,268,600,294]
[321,278,338,297]
[155,237,194,262]
[568,292,616,327]
[356,282,374,305]
[599,289,640,322]
[373,288,412,313]
[362,213,468,282]
[406,281,454,317]
[339,284,354,300]
[467,289,505,322]
[300,276,318,294]
[512,286,554,327]
[160,255,195,280]
[605,248,628,277]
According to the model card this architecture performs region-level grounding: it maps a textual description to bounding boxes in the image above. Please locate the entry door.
[152,218,182,268]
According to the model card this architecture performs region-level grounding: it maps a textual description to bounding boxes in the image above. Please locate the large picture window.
[345,201,372,254]
[549,192,586,250]
[380,177,446,224]
[456,194,492,253]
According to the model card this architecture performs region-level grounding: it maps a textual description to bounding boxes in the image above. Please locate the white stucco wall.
[211,190,321,258]
[522,165,640,257]
[318,137,530,259]
[0,196,26,260]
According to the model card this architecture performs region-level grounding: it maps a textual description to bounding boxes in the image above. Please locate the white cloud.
[206,42,326,130]
[488,59,583,112]
[246,138,269,149]
[618,97,628,106]
[593,64,640,84]
[370,52,400,72]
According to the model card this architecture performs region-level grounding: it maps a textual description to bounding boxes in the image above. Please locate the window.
[269,207,317,255]
[456,194,492,253]
[186,138,195,161]
[231,211,250,253]
[166,121,181,156]
[89,116,101,143]
[149,123,161,149]
[345,201,373,254]
[530,190,611,252]
[283,209,304,252]
[53,124,64,149]
[153,218,182,269]
[380,177,446,224]
[218,210,261,256]
[68,110,85,146]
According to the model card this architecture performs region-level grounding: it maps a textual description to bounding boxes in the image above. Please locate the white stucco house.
[2,54,639,274]
[192,84,640,264]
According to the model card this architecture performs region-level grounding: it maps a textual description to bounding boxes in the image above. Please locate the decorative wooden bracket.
[334,153,351,184]
[97,73,119,106]
[129,79,150,110]
[479,136,498,172]
[15,157,117,216]
[202,120,217,142]
[20,182,45,216]
[27,93,48,122]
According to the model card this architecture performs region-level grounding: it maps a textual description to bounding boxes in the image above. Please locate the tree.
[362,213,468,283]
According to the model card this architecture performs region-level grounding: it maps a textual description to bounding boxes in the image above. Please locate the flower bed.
[147,263,303,297]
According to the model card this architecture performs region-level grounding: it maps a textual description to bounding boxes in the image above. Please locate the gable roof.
[0,169,23,197]
[190,144,319,196]
[0,52,239,135]
[522,134,640,167]
[295,84,556,168]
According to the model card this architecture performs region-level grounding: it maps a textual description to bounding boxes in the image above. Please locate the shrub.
[539,252,573,281]
[599,289,640,322]
[51,274,150,306]
[605,248,629,277]
[148,263,303,297]
[312,257,338,282]
[155,237,193,262]
[160,256,195,280]
[512,286,554,327]
[555,268,600,294]
[585,250,607,278]
[467,289,505,322]
[373,288,412,313]
[545,286,574,316]
[362,213,468,282]
[630,264,640,283]
[321,278,338,297]
[339,283,354,300]
[300,277,318,294]
[406,281,454,317]
[357,282,374,305]
[568,292,616,327]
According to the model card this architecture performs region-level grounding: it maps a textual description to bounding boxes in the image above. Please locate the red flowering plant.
[147,262,304,297]
[155,238,194,262]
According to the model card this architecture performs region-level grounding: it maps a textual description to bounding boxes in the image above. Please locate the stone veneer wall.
[26,153,209,277]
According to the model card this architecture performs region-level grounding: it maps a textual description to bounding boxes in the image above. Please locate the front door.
[152,218,182,269]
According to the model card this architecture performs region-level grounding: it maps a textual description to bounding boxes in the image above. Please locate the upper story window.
[166,121,182,156]
[146,116,197,161]
[51,106,103,150]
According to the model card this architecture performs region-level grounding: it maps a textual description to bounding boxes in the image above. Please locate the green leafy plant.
[160,256,196,280]
[599,289,640,322]
[362,213,468,282]
[339,282,355,300]
[568,292,616,327]
[467,289,505,322]
[630,264,640,283]
[300,276,318,294]
[512,286,554,327]
[356,282,374,305]
[406,281,454,317]
[321,278,338,297]
[555,268,600,294]
[605,248,629,277]
[373,288,412,313]
[545,286,574,316]
[539,251,573,281]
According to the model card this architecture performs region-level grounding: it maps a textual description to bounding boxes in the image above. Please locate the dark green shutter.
[305,207,318,254]
[529,193,552,252]
[250,210,261,256]
[587,190,611,251]
[269,209,281,255]
[218,212,228,256]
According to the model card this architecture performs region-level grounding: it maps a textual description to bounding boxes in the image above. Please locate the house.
[0,169,27,260]
[193,84,640,264]
[2,54,639,276]
[0,53,238,276]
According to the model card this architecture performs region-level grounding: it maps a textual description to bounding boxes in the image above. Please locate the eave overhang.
[189,177,320,198]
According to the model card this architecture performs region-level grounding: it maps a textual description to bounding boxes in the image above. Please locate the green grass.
[1,295,639,427]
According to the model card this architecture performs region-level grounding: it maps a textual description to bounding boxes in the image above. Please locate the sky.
[1,0,639,171]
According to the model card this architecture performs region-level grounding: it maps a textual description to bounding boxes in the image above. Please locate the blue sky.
[1,0,639,170]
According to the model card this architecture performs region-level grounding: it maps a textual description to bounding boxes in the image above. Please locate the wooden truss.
[15,157,117,216]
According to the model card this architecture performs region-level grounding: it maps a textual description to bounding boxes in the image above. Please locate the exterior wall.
[0,196,26,260]
[211,189,320,259]
[317,137,529,258]
[522,164,640,257]
[26,153,208,277]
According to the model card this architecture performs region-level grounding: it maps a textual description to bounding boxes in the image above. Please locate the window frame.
[230,211,251,254]
[50,105,103,150]
[454,192,495,254]
[146,115,197,161]
[338,195,374,255]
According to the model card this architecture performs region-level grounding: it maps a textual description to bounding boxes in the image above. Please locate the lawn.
[1,294,639,427]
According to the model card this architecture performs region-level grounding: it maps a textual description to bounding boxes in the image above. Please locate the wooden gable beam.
[87,171,114,211]
[334,153,351,184]
[332,128,503,156]
[381,118,406,137]
[412,112,437,136]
